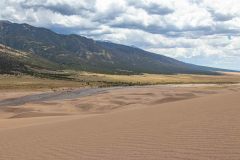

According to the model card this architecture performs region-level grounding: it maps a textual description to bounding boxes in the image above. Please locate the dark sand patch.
[151,93,196,105]
[127,92,156,96]
[110,100,135,106]
[75,104,94,111]
[10,112,68,119]
[1,107,33,113]
[31,102,59,105]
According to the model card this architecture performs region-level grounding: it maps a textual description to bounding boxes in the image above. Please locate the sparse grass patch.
[1,71,240,90]
[71,72,240,86]
[0,74,85,90]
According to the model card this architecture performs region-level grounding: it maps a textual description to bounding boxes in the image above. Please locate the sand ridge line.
[0,91,240,159]
[0,84,238,119]
[0,90,218,131]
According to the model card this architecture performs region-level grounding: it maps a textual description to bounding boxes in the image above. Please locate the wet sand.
[0,84,240,159]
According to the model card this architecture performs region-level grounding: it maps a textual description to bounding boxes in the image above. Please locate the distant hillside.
[0,44,59,74]
[0,44,27,74]
[0,20,232,75]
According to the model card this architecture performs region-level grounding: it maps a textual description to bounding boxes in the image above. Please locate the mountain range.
[0,20,234,75]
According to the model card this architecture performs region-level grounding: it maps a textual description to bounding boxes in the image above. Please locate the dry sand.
[0,84,240,159]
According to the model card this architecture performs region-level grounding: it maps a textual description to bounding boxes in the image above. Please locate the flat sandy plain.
[0,83,240,159]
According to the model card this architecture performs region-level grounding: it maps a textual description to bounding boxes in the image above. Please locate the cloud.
[0,0,240,70]
[20,0,95,15]
[128,0,174,15]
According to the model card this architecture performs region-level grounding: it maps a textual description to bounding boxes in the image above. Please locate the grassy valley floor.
[0,72,240,90]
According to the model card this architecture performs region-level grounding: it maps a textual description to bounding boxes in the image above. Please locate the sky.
[0,0,240,70]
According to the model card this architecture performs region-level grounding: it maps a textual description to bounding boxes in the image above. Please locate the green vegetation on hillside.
[0,44,60,74]
[1,21,239,90]
[0,21,230,75]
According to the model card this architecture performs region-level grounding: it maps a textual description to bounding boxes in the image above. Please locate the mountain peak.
[0,22,231,75]
[0,20,12,25]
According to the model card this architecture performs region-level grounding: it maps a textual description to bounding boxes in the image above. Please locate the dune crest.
[0,85,240,159]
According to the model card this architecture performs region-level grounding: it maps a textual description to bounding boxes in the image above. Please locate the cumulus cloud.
[0,0,240,70]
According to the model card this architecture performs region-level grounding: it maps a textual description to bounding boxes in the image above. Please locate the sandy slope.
[0,84,235,119]
[0,86,240,159]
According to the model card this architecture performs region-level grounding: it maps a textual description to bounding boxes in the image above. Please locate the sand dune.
[0,84,237,119]
[0,85,240,159]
